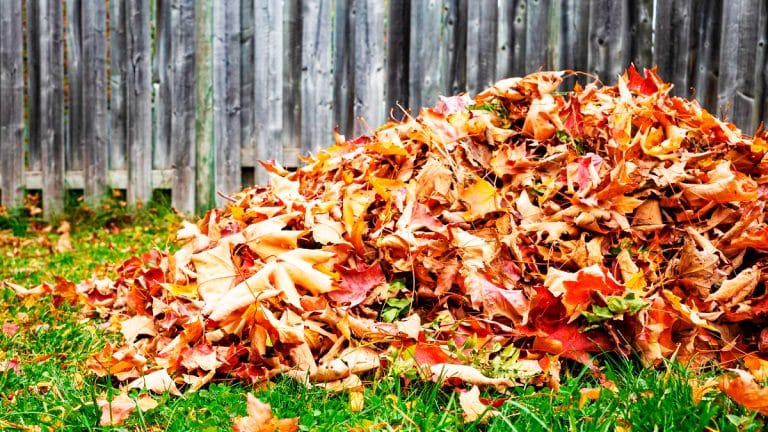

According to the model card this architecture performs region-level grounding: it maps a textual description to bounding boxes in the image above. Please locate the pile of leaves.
[13,67,768,418]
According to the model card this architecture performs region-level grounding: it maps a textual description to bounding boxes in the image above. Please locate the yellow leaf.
[460,174,501,221]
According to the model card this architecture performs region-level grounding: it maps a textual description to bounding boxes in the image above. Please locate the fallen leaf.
[233,393,299,432]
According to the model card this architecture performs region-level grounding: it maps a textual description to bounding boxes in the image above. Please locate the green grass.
[0,197,764,431]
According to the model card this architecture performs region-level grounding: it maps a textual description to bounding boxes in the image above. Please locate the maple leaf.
[459,385,500,422]
[460,174,502,221]
[97,393,136,426]
[719,369,768,415]
[327,260,386,306]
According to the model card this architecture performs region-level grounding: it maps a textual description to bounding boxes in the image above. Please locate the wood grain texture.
[655,0,693,97]
[524,0,550,73]
[282,0,302,168]
[240,0,255,166]
[109,0,127,171]
[153,0,172,170]
[353,0,387,134]
[301,0,335,153]
[213,0,242,205]
[333,0,353,136]
[0,0,25,207]
[81,0,108,203]
[195,0,214,211]
[253,0,285,182]
[386,0,410,118]
[718,0,767,133]
[630,0,654,69]
[170,0,196,214]
[126,0,152,205]
[691,0,722,111]
[587,0,630,83]
[466,0,498,94]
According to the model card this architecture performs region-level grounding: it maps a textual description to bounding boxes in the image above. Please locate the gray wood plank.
[170,0,196,214]
[333,0,353,136]
[240,0,255,168]
[26,0,41,172]
[525,0,550,73]
[558,0,589,77]
[654,0,694,97]
[126,0,153,205]
[66,0,84,172]
[497,0,524,78]
[466,0,498,94]
[409,0,460,111]
[587,0,630,83]
[301,0,335,153]
[353,0,387,133]
[253,0,285,183]
[153,0,172,170]
[691,0,722,112]
[0,0,26,207]
[629,0,653,69]
[213,0,242,204]
[717,0,766,133]
[282,0,302,168]
[109,0,127,171]
[195,0,214,210]
[81,0,108,202]
[386,0,410,117]
[446,0,466,95]
[36,0,65,215]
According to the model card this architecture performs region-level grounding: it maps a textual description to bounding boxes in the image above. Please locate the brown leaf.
[97,393,136,426]
[233,393,299,432]
[719,369,768,415]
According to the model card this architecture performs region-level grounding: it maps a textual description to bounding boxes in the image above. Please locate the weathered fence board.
[253,0,285,183]
[4,0,768,215]
[169,0,196,214]
[212,0,242,205]
[718,0,767,132]
[80,0,108,202]
[0,0,25,207]
[27,0,65,216]
[194,0,214,211]
[125,0,153,205]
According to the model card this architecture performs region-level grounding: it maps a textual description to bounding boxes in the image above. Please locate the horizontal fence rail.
[1,0,767,215]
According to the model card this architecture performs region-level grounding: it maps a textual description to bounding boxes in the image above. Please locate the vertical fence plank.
[0,0,25,207]
[282,0,302,167]
[170,0,196,214]
[240,0,255,169]
[629,0,653,69]
[81,0,108,202]
[409,0,463,111]
[195,0,214,210]
[655,0,694,97]
[154,0,172,170]
[253,0,285,182]
[386,0,410,117]
[213,0,242,204]
[126,0,152,205]
[66,0,84,173]
[26,0,41,172]
[110,0,127,171]
[691,0,722,112]
[587,0,629,83]
[718,0,766,132]
[301,0,334,153]
[353,0,387,133]
[558,0,589,78]
[446,0,467,95]
[333,0,353,136]
[524,0,550,72]
[466,0,498,94]
[497,0,526,78]
[38,0,64,217]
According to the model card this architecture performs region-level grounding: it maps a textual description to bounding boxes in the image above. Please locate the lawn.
[0,196,764,431]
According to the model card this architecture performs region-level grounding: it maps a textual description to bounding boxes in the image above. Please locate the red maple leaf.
[327,261,386,307]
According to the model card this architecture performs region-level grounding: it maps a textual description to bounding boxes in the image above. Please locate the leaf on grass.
[120,315,157,344]
[126,369,181,396]
[98,393,136,426]
[459,385,499,422]
[430,363,514,390]
[232,393,299,432]
[719,369,768,415]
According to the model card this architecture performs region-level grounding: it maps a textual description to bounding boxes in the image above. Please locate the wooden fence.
[1,0,767,215]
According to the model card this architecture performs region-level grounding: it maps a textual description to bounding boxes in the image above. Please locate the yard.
[0,196,762,431]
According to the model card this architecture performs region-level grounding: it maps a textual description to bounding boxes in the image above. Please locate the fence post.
[301,0,335,154]
[655,0,694,97]
[0,0,25,208]
[587,0,630,82]
[195,0,214,211]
